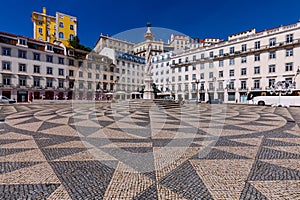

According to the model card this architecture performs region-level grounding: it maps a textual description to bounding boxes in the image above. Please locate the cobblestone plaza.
[0,101,300,199]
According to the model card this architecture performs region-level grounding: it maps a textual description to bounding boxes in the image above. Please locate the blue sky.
[1,0,300,48]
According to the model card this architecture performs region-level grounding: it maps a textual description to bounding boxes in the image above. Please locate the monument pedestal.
[143,73,154,100]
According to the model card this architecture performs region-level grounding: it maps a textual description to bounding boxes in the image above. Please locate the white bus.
[247,90,300,106]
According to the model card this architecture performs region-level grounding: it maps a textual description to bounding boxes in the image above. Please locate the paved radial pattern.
[0,101,300,200]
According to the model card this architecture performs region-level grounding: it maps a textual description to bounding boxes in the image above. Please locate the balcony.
[238,87,248,91]
[226,88,236,92]
[251,87,262,91]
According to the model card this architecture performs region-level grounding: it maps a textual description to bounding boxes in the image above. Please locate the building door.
[17,91,28,102]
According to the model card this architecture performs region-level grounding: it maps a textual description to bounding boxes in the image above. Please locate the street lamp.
[195,79,200,102]
[293,66,300,87]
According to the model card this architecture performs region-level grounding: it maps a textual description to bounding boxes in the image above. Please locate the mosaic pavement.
[0,101,300,200]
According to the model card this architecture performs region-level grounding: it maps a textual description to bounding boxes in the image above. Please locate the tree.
[68,36,91,52]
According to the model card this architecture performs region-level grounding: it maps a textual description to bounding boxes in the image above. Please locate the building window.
[184,84,189,91]
[19,76,26,87]
[46,79,53,88]
[79,82,84,89]
[59,32,64,39]
[69,59,74,66]
[70,24,74,30]
[2,47,11,56]
[87,82,92,90]
[18,39,27,46]
[285,62,293,71]
[219,71,223,78]
[200,73,204,79]
[19,63,26,72]
[88,73,92,79]
[219,60,224,67]
[69,34,74,40]
[103,74,107,80]
[254,54,260,61]
[69,70,74,77]
[219,49,224,56]
[269,79,275,87]
[34,78,40,87]
[47,67,53,75]
[241,68,247,75]
[241,56,247,63]
[269,65,276,73]
[241,44,247,52]
[269,38,276,47]
[209,51,214,58]
[286,34,293,43]
[38,28,43,34]
[254,41,260,49]
[241,81,247,89]
[200,63,204,69]
[209,72,214,78]
[193,55,196,61]
[229,69,235,76]
[58,57,64,64]
[3,76,10,86]
[96,73,99,79]
[254,66,260,74]
[178,67,182,72]
[209,62,214,68]
[185,75,189,81]
[79,71,83,78]
[228,82,235,90]
[46,45,53,51]
[209,83,214,90]
[58,68,64,76]
[185,66,189,71]
[218,82,223,89]
[230,47,235,54]
[269,51,276,59]
[18,50,26,59]
[2,61,10,70]
[200,53,204,59]
[46,55,53,63]
[34,65,40,73]
[254,80,260,89]
[229,58,235,65]
[178,76,182,81]
[59,80,64,88]
[33,53,40,60]
[286,48,293,57]
[59,22,64,28]
[192,65,196,70]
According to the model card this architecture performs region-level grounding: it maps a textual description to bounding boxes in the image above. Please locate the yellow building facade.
[32,7,77,47]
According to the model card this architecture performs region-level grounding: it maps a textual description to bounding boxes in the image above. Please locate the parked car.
[207,99,223,104]
[0,96,16,103]
[187,98,201,103]
[163,96,174,101]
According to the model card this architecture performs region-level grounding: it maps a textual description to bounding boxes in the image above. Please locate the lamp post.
[195,79,200,102]
[293,67,300,87]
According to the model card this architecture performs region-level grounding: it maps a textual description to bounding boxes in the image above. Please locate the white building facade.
[0,32,68,102]
[152,21,300,103]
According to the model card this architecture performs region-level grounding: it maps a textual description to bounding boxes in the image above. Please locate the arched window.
[59,32,64,39]
[69,34,74,40]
